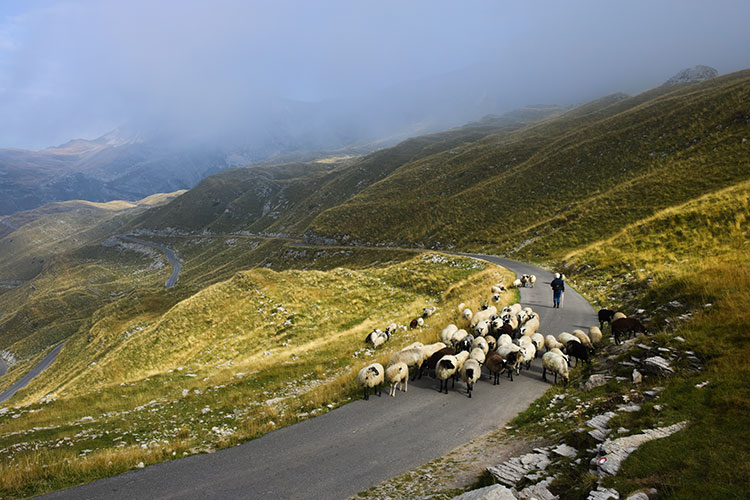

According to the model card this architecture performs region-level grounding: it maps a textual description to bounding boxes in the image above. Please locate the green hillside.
[1,71,749,498]
[309,71,750,258]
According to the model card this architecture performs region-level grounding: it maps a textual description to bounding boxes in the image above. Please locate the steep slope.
[307,70,750,257]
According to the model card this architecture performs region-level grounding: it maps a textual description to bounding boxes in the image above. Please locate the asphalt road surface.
[0,357,7,378]
[118,236,181,288]
[38,256,596,500]
[0,342,66,404]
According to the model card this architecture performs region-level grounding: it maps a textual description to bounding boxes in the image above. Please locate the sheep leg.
[451,375,455,389]
[554,372,558,385]
[542,366,547,382]
[403,378,408,393]
[364,387,369,400]
[467,383,473,398]
[376,384,382,397]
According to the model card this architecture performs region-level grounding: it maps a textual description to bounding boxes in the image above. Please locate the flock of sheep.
[357,276,644,400]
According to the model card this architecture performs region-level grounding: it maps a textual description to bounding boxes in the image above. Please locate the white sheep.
[528,275,536,287]
[517,310,530,325]
[483,334,497,352]
[470,306,497,327]
[497,333,513,347]
[613,311,627,321]
[473,319,490,337]
[441,324,458,345]
[530,333,545,352]
[423,306,437,318]
[385,362,408,397]
[549,347,570,365]
[390,346,425,380]
[542,352,569,385]
[470,347,486,365]
[512,278,522,288]
[450,328,469,346]
[503,303,522,316]
[523,306,534,317]
[457,303,466,313]
[471,336,489,355]
[519,342,536,370]
[454,350,471,372]
[402,341,424,350]
[461,358,482,398]
[422,342,448,360]
[545,334,564,352]
[520,315,540,336]
[462,308,473,321]
[357,363,384,400]
[589,326,603,345]
[572,329,594,351]
[436,355,459,393]
[558,332,581,345]
[492,293,501,302]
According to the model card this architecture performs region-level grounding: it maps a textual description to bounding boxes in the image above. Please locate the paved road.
[118,236,181,288]
[38,256,596,500]
[0,358,7,378]
[0,342,66,404]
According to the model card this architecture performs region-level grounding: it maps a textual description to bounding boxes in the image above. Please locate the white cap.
[554,273,560,278]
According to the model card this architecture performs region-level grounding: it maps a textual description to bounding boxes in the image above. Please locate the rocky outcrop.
[663,65,718,85]
[450,484,518,500]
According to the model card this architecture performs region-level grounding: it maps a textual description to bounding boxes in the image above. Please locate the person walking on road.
[551,273,565,308]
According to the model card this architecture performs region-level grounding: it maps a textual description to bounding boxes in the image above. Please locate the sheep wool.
[441,324,458,344]
[471,336,489,355]
[457,303,466,313]
[461,358,482,397]
[613,311,627,321]
[545,334,564,352]
[436,355,459,393]
[462,308,473,321]
[422,342,448,360]
[470,347,486,365]
[385,362,409,397]
[542,352,569,385]
[357,363,385,400]
[589,326,603,345]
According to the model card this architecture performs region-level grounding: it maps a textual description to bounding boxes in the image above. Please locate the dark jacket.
[551,278,565,292]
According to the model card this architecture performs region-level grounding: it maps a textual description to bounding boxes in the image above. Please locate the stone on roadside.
[587,486,619,500]
[625,493,650,500]
[450,484,518,500]
[642,356,674,376]
[552,443,577,458]
[632,369,642,385]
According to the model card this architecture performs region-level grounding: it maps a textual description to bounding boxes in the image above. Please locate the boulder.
[642,356,674,376]
[450,484,517,500]
[583,374,608,390]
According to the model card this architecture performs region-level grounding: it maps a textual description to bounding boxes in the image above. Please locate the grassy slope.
[0,253,514,498]
[309,71,750,257]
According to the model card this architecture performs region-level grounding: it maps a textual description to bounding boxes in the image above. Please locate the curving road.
[0,357,7,378]
[38,256,596,500]
[0,342,66,404]
[118,236,181,288]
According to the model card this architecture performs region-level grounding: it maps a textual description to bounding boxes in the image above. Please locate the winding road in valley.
[39,256,596,500]
[118,235,181,288]
[0,342,66,404]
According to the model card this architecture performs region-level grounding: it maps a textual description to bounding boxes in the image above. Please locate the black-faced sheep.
[385,362,408,397]
[461,358,482,398]
[365,329,390,348]
[422,306,437,318]
[409,317,425,329]
[357,363,384,400]
[436,355,458,393]
[612,317,647,344]
[470,347,485,365]
[542,352,569,385]
[462,308,473,321]
[423,346,455,377]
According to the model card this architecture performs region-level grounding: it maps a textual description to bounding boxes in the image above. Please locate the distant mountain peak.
[664,65,718,85]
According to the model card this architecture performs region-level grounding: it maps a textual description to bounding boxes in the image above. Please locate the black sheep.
[612,317,647,344]
[598,308,615,329]
[565,340,590,366]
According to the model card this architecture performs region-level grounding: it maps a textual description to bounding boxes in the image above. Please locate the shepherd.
[551,273,565,308]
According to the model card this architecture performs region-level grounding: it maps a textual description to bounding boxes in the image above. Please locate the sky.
[0,0,749,149]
